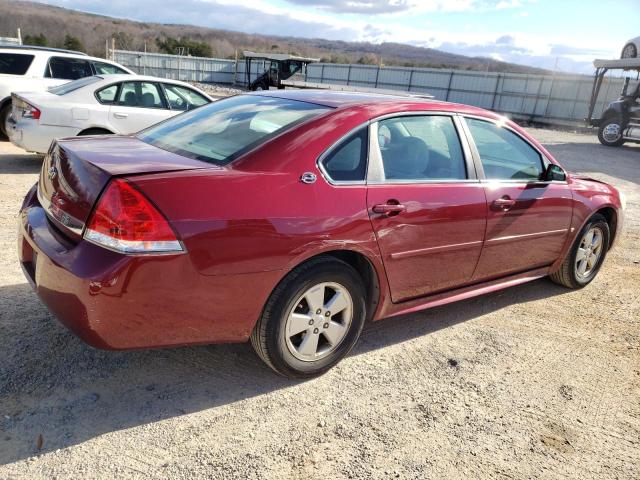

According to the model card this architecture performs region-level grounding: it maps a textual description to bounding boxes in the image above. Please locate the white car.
[621,36,640,58]
[8,74,214,154]
[0,46,134,137]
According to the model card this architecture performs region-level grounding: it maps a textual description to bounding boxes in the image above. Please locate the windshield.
[48,76,103,95]
[138,95,331,165]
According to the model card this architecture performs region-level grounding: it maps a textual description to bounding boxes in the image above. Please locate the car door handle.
[113,112,128,119]
[493,197,516,210]
[372,202,406,215]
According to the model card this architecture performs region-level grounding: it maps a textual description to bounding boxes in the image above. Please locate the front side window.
[163,84,209,111]
[117,82,164,108]
[321,128,368,182]
[92,61,129,75]
[466,118,544,180]
[46,57,92,80]
[377,115,467,181]
[139,95,330,165]
[0,53,34,75]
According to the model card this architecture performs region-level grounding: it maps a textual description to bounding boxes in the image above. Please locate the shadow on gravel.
[0,277,568,464]
[0,153,43,175]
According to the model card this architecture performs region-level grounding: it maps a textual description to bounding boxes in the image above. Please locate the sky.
[34,0,640,74]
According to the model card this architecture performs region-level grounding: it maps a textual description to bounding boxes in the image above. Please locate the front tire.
[251,256,367,378]
[550,214,610,289]
[598,117,625,147]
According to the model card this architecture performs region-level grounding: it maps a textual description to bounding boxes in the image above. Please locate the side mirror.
[543,164,567,182]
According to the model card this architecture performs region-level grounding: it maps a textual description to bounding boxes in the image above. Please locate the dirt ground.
[0,129,638,480]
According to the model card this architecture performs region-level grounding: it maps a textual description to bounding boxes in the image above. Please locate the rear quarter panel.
[129,107,384,279]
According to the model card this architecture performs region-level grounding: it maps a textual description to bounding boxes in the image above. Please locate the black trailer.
[243,51,319,91]
[587,58,640,147]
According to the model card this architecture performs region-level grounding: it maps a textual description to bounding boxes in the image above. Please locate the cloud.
[33,0,618,74]
[36,0,361,41]
[285,0,412,14]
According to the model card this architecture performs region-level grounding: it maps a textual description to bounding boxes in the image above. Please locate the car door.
[109,81,171,133]
[366,114,487,303]
[462,116,573,281]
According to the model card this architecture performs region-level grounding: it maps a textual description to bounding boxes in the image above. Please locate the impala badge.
[47,166,57,180]
[300,172,317,184]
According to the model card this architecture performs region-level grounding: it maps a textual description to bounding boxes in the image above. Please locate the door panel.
[368,184,487,302]
[109,81,172,133]
[473,182,572,280]
[463,117,574,280]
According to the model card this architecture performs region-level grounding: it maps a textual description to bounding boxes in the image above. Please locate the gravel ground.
[0,129,639,480]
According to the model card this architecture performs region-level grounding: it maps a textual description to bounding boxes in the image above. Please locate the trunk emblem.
[47,166,57,180]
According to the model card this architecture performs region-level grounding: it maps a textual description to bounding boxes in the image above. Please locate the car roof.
[0,45,88,56]
[249,89,494,117]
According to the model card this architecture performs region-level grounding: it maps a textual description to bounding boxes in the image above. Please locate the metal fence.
[113,49,626,126]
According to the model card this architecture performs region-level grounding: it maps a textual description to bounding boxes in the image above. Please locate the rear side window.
[0,53,34,75]
[465,118,544,180]
[92,61,129,75]
[377,115,467,181]
[321,128,368,182]
[118,82,164,108]
[96,84,119,104]
[46,57,92,80]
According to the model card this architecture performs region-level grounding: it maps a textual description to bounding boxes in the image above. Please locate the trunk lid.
[38,136,213,239]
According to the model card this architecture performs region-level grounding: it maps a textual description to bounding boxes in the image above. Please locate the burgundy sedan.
[18,90,624,378]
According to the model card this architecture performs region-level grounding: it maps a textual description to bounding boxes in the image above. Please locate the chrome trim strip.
[390,240,483,260]
[367,121,385,183]
[486,228,568,245]
[37,187,84,235]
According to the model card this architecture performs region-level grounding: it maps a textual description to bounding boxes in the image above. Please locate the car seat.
[382,136,430,179]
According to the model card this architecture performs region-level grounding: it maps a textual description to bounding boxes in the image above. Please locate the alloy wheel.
[575,227,603,279]
[284,282,353,362]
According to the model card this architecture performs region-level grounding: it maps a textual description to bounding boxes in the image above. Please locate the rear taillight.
[22,103,41,120]
[84,179,184,254]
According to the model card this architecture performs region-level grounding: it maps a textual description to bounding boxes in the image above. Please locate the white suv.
[0,46,134,137]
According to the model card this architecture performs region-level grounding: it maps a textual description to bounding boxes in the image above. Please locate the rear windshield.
[0,53,34,75]
[138,95,331,165]
[48,76,103,95]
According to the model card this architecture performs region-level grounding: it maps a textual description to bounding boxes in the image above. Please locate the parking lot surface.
[0,130,638,479]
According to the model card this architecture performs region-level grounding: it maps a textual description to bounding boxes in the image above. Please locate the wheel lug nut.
[325,311,331,317]
[309,319,314,325]
[323,323,329,329]
[313,328,319,334]
[316,309,322,315]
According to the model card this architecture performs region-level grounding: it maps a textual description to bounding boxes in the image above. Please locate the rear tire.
[78,128,113,136]
[251,256,367,378]
[0,102,11,139]
[549,214,610,289]
[598,117,625,147]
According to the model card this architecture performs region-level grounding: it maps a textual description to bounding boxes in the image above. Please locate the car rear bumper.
[8,118,79,154]
[18,189,282,349]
